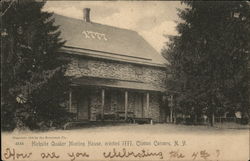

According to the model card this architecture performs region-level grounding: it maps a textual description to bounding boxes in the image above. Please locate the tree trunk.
[14,106,29,131]
[194,114,198,124]
[209,96,215,126]
[210,112,215,126]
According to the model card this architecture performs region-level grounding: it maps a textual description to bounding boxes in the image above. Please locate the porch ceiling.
[71,76,166,92]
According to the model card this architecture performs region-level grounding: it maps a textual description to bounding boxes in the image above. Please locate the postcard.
[1,1,249,161]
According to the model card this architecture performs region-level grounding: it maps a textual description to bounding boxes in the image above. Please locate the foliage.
[162,1,250,125]
[1,0,73,131]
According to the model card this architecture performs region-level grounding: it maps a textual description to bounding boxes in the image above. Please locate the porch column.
[146,92,149,118]
[169,95,173,123]
[69,89,72,112]
[101,89,105,120]
[125,91,128,120]
[170,108,173,123]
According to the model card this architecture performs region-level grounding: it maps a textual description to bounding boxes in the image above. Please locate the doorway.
[135,92,144,118]
[77,90,90,120]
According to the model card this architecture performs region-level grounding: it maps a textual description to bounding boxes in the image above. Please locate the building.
[54,8,169,123]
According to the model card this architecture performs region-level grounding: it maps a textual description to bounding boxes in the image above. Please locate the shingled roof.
[53,13,167,67]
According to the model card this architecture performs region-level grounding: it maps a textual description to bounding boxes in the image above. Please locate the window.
[78,59,89,69]
[135,66,143,75]
[104,90,111,111]
[117,91,125,111]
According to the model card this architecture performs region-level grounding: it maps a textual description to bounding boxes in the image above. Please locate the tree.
[1,0,72,130]
[162,1,250,126]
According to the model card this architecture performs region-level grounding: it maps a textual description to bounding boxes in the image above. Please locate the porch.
[67,76,167,123]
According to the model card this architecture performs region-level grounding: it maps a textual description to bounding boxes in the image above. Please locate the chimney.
[83,8,91,22]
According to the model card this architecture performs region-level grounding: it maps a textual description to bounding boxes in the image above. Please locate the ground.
[2,123,249,161]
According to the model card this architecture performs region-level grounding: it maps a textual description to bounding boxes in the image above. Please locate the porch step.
[63,120,127,130]
[132,118,152,124]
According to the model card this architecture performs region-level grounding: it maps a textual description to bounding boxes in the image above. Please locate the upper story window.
[78,59,89,69]
[135,66,143,76]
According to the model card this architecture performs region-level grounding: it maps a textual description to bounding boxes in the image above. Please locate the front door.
[135,92,144,118]
[77,91,89,120]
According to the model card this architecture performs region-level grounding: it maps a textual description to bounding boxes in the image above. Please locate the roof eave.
[60,47,167,68]
[70,76,166,92]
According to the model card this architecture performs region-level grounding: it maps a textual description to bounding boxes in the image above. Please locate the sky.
[43,1,186,52]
